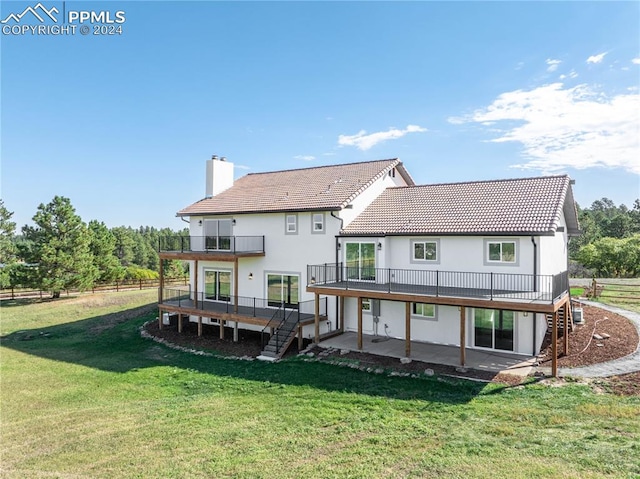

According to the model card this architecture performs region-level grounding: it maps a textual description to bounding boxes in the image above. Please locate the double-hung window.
[312,213,324,233]
[285,214,297,234]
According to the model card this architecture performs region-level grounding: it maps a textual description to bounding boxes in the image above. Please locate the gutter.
[531,236,537,292]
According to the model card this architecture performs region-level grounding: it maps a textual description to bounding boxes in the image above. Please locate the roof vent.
[211,155,218,160]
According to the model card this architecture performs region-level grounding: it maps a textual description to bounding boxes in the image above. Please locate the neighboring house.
[158,156,579,373]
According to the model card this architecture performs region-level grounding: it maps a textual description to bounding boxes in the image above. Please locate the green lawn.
[1,290,639,478]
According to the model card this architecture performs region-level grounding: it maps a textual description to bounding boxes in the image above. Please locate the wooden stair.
[260,310,299,360]
[546,301,575,336]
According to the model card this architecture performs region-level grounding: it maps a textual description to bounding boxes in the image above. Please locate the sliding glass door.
[204,219,232,251]
[267,274,299,308]
[473,309,514,351]
[345,243,376,281]
[204,270,231,302]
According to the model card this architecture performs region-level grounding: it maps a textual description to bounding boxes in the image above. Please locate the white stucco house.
[158,156,579,373]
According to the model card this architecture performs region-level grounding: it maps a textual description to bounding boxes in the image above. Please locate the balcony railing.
[160,287,327,321]
[158,236,265,254]
[307,263,569,304]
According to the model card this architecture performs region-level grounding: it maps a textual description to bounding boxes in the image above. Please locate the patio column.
[563,300,569,356]
[198,316,202,337]
[357,297,363,350]
[339,296,345,332]
[314,292,320,343]
[220,320,225,339]
[551,310,558,377]
[405,302,411,357]
[194,260,199,309]
[178,314,183,333]
[234,321,239,342]
[460,306,466,366]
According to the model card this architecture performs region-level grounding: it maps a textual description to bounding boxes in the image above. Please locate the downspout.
[531,236,537,292]
[331,211,344,331]
[531,236,538,355]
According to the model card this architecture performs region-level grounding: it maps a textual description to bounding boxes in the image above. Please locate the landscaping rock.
[600,333,610,339]
[400,357,412,364]
[593,333,603,340]
[456,367,468,373]
[306,352,315,357]
[424,368,435,376]
[340,349,350,355]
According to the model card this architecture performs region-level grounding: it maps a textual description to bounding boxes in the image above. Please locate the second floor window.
[413,241,438,261]
[285,214,297,234]
[487,241,516,263]
[312,213,324,233]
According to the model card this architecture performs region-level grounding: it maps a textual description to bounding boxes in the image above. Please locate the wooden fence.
[0,277,188,301]
[584,279,640,301]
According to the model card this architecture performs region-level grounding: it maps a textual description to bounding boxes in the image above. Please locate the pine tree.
[88,220,124,283]
[0,199,17,288]
[22,196,98,298]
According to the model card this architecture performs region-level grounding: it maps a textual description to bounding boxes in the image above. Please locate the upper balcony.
[158,235,265,260]
[307,263,569,313]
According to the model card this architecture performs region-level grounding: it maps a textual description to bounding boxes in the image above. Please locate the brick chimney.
[205,155,234,198]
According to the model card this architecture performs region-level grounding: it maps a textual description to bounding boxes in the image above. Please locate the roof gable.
[178,159,413,216]
[342,175,579,236]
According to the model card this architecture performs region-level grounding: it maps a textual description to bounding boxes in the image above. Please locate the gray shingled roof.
[342,175,580,236]
[178,159,413,216]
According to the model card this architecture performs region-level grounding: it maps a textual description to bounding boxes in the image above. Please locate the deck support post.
[233,258,239,314]
[405,302,411,357]
[339,296,345,332]
[357,297,363,350]
[194,260,198,309]
[158,307,163,330]
[234,321,239,342]
[460,307,466,366]
[314,292,320,343]
[198,316,202,337]
[220,320,225,339]
[563,300,569,356]
[298,324,304,350]
[551,310,558,377]
[178,314,183,333]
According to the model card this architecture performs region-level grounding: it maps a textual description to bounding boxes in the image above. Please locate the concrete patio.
[318,331,536,376]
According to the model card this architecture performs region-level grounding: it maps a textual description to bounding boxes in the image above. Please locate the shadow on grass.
[1,303,493,404]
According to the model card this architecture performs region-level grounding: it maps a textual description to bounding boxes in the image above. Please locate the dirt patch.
[538,303,639,368]
[596,371,640,396]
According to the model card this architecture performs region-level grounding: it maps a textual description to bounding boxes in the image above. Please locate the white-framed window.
[285,214,297,234]
[487,241,516,263]
[362,298,371,312]
[204,269,232,302]
[412,302,436,319]
[312,213,325,233]
[411,239,439,263]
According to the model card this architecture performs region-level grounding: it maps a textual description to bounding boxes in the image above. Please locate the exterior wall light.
[377,242,382,250]
[310,277,316,284]
[248,273,253,280]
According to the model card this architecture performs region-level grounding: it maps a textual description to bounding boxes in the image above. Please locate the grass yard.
[1,290,639,478]
[595,280,640,314]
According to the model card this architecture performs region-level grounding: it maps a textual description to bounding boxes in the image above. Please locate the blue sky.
[2,1,639,231]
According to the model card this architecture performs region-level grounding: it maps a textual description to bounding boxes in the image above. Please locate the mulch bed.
[143,303,640,393]
[538,303,638,368]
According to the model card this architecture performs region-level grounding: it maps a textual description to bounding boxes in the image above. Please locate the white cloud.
[338,124,427,151]
[236,164,251,171]
[546,58,562,72]
[451,83,640,174]
[559,70,578,80]
[294,155,315,161]
[587,52,607,64]
[632,57,640,65]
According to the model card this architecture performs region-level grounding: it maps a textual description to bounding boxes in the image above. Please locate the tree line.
[570,198,640,278]
[0,196,188,298]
